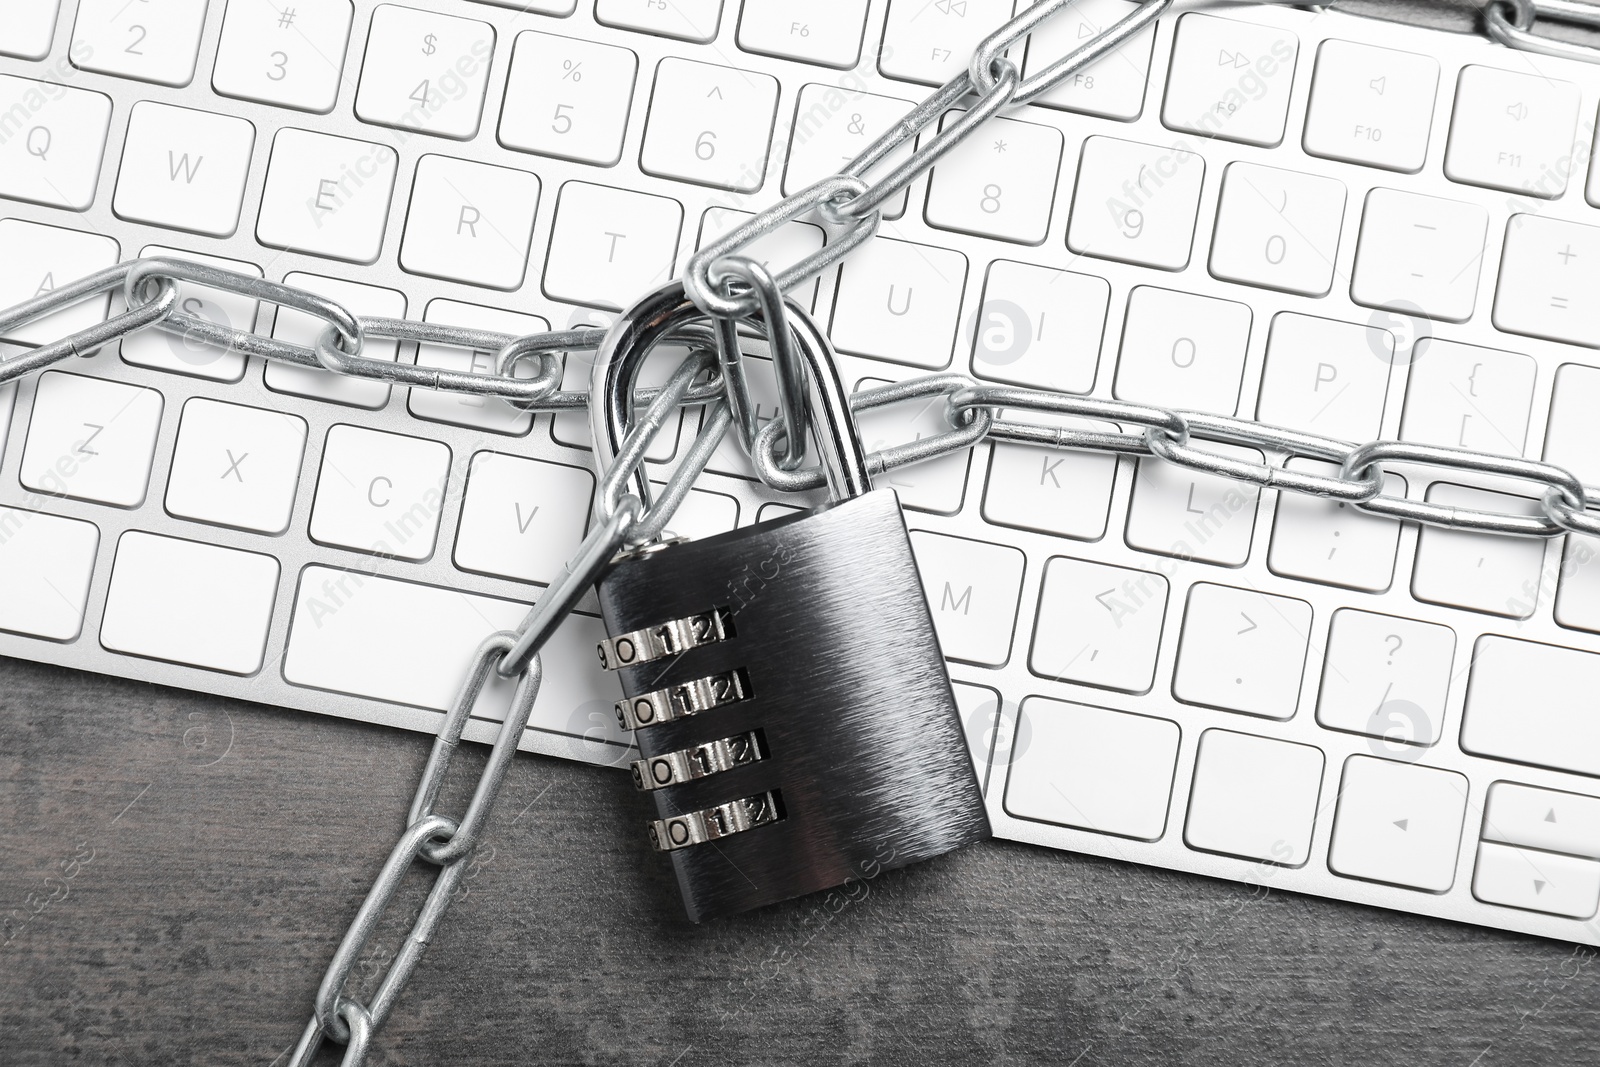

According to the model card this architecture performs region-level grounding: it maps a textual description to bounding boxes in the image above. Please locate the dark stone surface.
[4,653,1599,1066]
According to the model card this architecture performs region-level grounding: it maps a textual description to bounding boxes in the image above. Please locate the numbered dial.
[500,31,639,166]
[597,607,735,670]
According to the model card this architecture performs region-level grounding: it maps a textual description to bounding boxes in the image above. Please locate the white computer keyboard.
[3,0,1600,945]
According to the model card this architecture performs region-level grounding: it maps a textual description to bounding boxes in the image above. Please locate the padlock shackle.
[590,280,871,505]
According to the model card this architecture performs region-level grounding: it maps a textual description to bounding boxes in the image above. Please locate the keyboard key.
[101,532,280,675]
[1125,443,1262,566]
[399,155,540,290]
[1545,363,1600,488]
[257,129,399,264]
[1329,756,1468,893]
[880,0,1013,86]
[1445,65,1579,198]
[1,0,59,58]
[543,181,683,309]
[165,398,309,535]
[1412,484,1546,619]
[1474,841,1600,919]
[910,531,1025,667]
[20,372,164,508]
[1031,556,1168,694]
[0,220,118,346]
[1173,583,1311,720]
[1316,609,1454,748]
[285,568,623,743]
[113,102,255,238]
[1485,782,1600,860]
[739,0,867,67]
[1025,0,1157,120]
[970,261,1107,393]
[355,4,495,140]
[657,487,739,542]
[1209,163,1346,297]
[285,566,526,708]
[852,374,972,514]
[595,0,723,43]
[310,425,451,560]
[1256,313,1392,443]
[0,74,113,210]
[1067,136,1206,270]
[701,352,785,479]
[1399,338,1536,457]
[1495,214,1600,347]
[783,84,917,220]
[697,207,825,311]
[926,113,1063,245]
[72,0,208,86]
[1005,698,1181,841]
[499,31,638,167]
[954,682,1003,795]
[0,383,13,467]
[1463,636,1600,778]
[551,338,684,464]
[1267,464,1405,593]
[1350,188,1488,324]
[0,508,99,641]
[640,58,779,192]
[1302,39,1439,173]
[121,246,261,382]
[410,299,547,436]
[830,237,967,370]
[1555,533,1600,635]
[1162,14,1299,147]
[1184,729,1324,866]
[983,422,1119,542]
[455,452,595,585]
[213,0,354,113]
[1114,286,1251,414]
[469,0,576,13]
[266,273,407,409]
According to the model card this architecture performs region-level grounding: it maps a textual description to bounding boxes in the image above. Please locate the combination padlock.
[588,281,990,922]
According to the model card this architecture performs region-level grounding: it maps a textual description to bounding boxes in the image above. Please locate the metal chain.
[0,3,1594,1064]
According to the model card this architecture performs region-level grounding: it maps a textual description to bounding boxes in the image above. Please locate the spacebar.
[283,566,530,711]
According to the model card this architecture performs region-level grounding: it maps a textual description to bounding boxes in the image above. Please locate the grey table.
[7,2,1600,1064]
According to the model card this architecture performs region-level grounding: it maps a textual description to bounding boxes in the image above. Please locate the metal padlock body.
[597,488,990,922]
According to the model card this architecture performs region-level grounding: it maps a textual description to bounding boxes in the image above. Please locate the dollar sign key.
[421,33,437,55]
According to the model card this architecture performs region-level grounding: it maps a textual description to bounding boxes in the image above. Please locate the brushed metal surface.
[598,490,990,922]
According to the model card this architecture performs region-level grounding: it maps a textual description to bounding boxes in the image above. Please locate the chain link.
[0,3,1592,1063]
[289,636,541,1067]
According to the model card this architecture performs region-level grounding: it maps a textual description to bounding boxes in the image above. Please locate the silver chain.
[2,2,1594,1063]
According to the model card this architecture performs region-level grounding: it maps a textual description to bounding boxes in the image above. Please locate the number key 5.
[500,31,640,168]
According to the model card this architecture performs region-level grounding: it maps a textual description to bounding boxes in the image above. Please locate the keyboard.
[4,0,1600,946]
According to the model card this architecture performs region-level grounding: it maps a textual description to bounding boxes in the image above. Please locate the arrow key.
[1483,781,1600,860]
[1329,755,1468,892]
[1474,841,1600,919]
